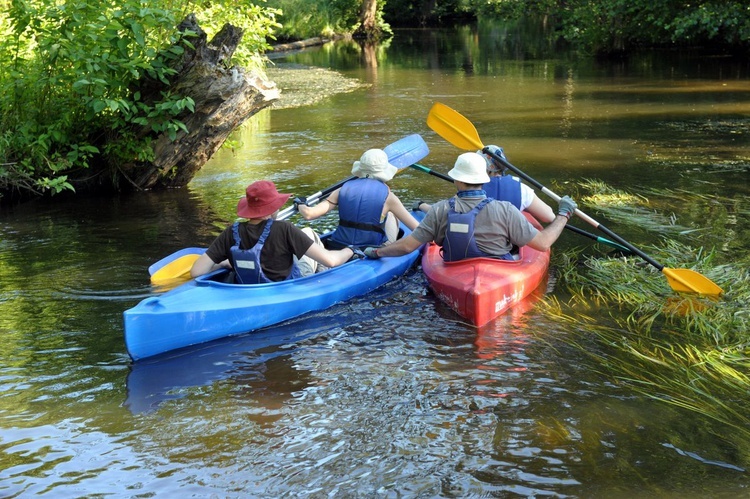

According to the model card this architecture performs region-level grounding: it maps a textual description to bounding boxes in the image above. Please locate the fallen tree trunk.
[268,37,331,53]
[124,14,279,190]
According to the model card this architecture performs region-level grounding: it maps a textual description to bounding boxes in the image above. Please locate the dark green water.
[1,25,748,496]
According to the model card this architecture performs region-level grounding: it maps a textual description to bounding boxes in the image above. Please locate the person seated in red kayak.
[296,149,420,249]
[414,145,555,224]
[362,152,577,261]
[190,180,354,283]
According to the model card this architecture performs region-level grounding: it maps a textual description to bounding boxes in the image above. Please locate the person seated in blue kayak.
[190,180,354,283]
[362,152,577,261]
[414,145,556,224]
[296,149,420,249]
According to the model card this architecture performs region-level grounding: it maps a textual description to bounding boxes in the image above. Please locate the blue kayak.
[124,213,424,361]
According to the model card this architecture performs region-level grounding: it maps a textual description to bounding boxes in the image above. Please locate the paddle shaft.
[408,163,630,253]
[486,151,664,269]
[277,176,356,220]
[426,102,722,295]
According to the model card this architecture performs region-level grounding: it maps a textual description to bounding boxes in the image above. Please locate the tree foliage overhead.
[264,0,381,41]
[383,0,475,27]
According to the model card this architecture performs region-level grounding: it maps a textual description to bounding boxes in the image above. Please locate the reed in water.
[538,180,749,442]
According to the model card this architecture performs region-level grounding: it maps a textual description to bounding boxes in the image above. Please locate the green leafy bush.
[265,0,362,40]
[0,0,279,199]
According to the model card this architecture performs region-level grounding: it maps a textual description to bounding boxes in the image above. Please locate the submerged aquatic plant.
[647,119,750,174]
[539,276,750,440]
[541,181,750,442]
[576,179,691,234]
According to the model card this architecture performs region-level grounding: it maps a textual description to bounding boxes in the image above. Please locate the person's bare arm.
[385,193,420,230]
[525,215,568,252]
[414,201,431,213]
[525,195,578,252]
[297,189,340,220]
[525,195,556,224]
[190,253,230,278]
[303,243,354,268]
[368,234,423,258]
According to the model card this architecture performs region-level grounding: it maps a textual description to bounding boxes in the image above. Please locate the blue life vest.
[330,178,389,248]
[443,198,514,262]
[230,220,301,284]
[483,176,522,210]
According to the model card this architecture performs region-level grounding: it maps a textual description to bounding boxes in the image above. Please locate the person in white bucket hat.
[414,145,555,224]
[362,152,577,261]
[297,149,419,249]
[351,148,399,182]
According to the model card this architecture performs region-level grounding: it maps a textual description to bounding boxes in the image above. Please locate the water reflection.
[124,277,413,415]
[473,282,548,362]
[125,311,337,415]
[1,23,749,497]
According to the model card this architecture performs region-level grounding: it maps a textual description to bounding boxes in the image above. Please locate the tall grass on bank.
[540,180,750,440]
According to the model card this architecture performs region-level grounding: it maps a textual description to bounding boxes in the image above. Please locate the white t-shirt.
[513,176,535,211]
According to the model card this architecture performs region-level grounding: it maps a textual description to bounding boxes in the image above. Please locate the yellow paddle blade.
[426,102,484,150]
[150,254,200,284]
[662,267,723,296]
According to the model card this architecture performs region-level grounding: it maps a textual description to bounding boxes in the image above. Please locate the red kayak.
[421,212,550,327]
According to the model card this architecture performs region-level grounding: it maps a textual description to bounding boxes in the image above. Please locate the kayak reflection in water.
[190,180,354,284]
[362,152,577,261]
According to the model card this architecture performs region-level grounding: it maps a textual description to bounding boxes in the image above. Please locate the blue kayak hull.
[124,216,424,361]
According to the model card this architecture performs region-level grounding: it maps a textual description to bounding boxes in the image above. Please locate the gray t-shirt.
[411,196,539,256]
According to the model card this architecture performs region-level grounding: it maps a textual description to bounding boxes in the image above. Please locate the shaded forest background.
[1,0,747,202]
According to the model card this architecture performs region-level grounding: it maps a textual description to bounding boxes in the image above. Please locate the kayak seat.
[510,245,521,261]
[200,269,235,284]
[323,238,348,250]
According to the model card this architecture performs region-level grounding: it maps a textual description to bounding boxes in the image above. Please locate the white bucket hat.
[448,152,490,184]
[351,149,398,182]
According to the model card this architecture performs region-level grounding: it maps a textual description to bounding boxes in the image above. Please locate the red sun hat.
[236,180,292,219]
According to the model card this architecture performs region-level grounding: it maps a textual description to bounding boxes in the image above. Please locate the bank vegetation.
[1,0,748,201]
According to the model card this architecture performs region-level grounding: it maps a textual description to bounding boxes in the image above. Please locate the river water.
[1,25,749,497]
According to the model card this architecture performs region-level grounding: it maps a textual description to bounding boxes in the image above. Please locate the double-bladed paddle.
[426,102,723,296]
[149,134,430,284]
[276,176,356,223]
[407,162,632,254]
